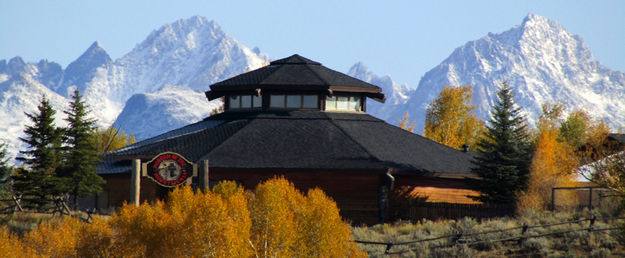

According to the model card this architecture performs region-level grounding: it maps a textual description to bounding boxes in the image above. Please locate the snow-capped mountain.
[347,62,414,123]
[403,13,625,132]
[112,86,222,140]
[0,57,69,161]
[0,16,268,164]
[3,13,625,164]
[111,16,268,102]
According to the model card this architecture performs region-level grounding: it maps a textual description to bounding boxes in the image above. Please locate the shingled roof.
[99,111,475,177]
[205,54,385,102]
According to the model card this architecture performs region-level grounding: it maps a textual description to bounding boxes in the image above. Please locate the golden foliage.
[249,177,302,256]
[249,177,363,257]
[76,217,113,257]
[398,112,415,132]
[3,178,362,257]
[22,217,81,257]
[94,126,136,154]
[0,226,34,257]
[518,111,580,212]
[423,85,484,150]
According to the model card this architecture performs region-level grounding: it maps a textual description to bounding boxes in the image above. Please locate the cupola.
[205,54,385,112]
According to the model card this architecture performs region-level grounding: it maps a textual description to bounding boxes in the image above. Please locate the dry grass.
[352,210,625,257]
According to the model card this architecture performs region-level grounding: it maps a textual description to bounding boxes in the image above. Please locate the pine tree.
[468,82,533,204]
[13,96,65,208]
[0,143,13,196]
[61,90,105,210]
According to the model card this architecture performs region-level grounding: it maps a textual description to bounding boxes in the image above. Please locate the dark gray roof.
[205,54,385,101]
[99,111,474,176]
[608,134,625,145]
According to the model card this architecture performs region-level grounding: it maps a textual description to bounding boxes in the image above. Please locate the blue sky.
[1,0,624,87]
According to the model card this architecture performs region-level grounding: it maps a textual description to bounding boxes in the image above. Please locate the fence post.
[588,216,596,232]
[588,187,593,210]
[517,224,528,245]
[551,188,556,211]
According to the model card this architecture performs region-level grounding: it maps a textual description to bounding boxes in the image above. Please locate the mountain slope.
[110,16,268,103]
[0,61,69,161]
[347,62,414,124]
[112,86,221,140]
[106,16,268,139]
[404,13,625,132]
[0,16,269,163]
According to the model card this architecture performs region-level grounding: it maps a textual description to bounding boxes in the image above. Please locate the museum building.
[98,54,479,224]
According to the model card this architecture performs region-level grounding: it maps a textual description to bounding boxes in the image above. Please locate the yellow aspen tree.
[519,104,579,211]
[0,226,35,257]
[249,177,302,257]
[76,217,113,257]
[298,188,364,257]
[22,217,81,257]
[398,111,415,132]
[423,85,484,150]
[94,126,136,154]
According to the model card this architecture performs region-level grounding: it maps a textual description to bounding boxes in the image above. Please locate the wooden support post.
[131,159,141,207]
[551,188,556,211]
[200,160,209,192]
[588,187,593,210]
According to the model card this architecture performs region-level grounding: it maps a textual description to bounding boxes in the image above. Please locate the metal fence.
[551,187,618,211]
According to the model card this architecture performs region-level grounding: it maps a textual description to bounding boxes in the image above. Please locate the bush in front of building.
[0,177,364,257]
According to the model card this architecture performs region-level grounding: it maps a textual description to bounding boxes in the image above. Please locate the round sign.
[143,152,196,187]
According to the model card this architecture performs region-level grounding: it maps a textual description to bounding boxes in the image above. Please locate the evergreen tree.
[61,90,105,210]
[13,96,65,208]
[0,143,13,196]
[468,82,533,204]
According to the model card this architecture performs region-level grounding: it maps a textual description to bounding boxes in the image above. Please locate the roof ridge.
[258,63,285,85]
[305,63,331,86]
[198,119,253,161]
[326,114,384,165]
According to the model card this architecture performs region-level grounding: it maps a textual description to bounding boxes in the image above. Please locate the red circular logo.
[144,152,195,187]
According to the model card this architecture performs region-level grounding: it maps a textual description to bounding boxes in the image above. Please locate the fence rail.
[355,216,625,255]
[0,195,98,223]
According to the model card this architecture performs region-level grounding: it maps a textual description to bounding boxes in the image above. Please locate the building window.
[270,94,319,109]
[350,96,361,111]
[241,95,251,108]
[286,95,301,108]
[229,95,240,109]
[270,95,285,108]
[303,95,318,108]
[253,95,262,108]
[229,95,262,109]
[325,95,362,111]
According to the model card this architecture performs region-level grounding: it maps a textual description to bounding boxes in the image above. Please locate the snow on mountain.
[0,16,268,162]
[104,16,267,139]
[57,41,113,96]
[109,16,268,103]
[347,62,414,124]
[403,13,625,132]
[0,59,69,162]
[112,86,222,140]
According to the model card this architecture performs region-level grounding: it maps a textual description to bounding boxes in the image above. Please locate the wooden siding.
[394,175,481,204]
[100,170,479,224]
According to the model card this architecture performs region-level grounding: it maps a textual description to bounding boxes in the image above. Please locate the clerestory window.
[270,94,318,109]
[325,95,362,111]
[228,95,261,109]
